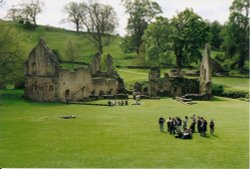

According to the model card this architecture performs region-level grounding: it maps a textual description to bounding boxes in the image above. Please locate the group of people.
[108,100,129,106]
[159,115,215,139]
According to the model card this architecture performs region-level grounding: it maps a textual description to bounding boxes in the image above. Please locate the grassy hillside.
[12,22,137,66]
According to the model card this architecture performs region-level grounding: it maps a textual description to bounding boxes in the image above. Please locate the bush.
[214,53,225,62]
[221,90,248,99]
[212,84,224,95]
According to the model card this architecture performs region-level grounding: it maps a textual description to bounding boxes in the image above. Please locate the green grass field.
[0,89,248,168]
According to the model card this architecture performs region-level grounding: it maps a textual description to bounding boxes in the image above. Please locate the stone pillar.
[200,44,212,96]
[106,53,116,76]
[149,66,161,97]
[91,52,101,75]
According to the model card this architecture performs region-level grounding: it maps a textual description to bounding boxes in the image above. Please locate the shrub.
[212,84,224,95]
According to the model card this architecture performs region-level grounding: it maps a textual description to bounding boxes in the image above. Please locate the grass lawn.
[0,90,248,168]
[212,77,249,92]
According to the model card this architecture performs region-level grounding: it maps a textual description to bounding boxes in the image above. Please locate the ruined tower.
[106,53,116,76]
[149,66,161,97]
[199,44,212,97]
[91,52,101,75]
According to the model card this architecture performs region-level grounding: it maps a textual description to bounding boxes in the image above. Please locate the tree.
[63,2,83,32]
[208,21,224,50]
[224,0,249,72]
[171,8,210,70]
[6,6,22,22]
[80,1,118,54]
[0,22,24,88]
[122,0,162,55]
[143,17,174,66]
[20,0,44,26]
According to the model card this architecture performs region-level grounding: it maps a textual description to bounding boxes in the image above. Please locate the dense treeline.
[121,0,249,73]
[0,0,249,88]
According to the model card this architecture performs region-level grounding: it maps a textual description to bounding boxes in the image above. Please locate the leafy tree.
[122,0,162,55]
[208,21,224,50]
[171,8,210,70]
[63,2,83,32]
[224,0,249,72]
[20,0,44,26]
[80,1,118,54]
[143,17,174,66]
[120,35,137,53]
[0,22,24,88]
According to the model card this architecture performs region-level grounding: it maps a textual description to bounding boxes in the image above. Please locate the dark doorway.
[65,89,70,98]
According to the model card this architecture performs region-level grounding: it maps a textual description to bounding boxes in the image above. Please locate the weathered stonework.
[148,66,160,97]
[199,44,212,98]
[161,75,199,97]
[24,39,125,102]
[148,44,212,100]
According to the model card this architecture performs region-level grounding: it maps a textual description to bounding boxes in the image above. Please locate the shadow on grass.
[211,97,226,102]
[200,133,219,139]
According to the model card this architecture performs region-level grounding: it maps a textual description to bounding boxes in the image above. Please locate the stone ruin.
[199,44,212,98]
[24,39,126,102]
[148,66,160,97]
[148,44,213,100]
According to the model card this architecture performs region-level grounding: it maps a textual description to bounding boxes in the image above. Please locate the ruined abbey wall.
[24,39,125,102]
[148,44,212,99]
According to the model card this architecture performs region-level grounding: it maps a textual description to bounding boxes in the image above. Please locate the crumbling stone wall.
[24,76,59,101]
[24,39,125,102]
[58,68,93,101]
[161,75,199,97]
[92,77,119,96]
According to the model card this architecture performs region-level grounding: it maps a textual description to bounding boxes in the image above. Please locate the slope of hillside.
[12,22,137,66]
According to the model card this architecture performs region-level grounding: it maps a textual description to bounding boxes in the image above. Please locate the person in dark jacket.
[190,114,196,132]
[190,120,195,133]
[159,116,165,132]
[167,117,174,134]
[201,118,207,136]
[197,116,202,133]
[209,119,215,135]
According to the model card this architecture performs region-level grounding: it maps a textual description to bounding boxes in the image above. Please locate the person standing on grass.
[197,116,202,133]
[190,119,195,133]
[167,117,172,134]
[183,116,188,130]
[190,114,196,132]
[159,116,165,132]
[201,117,207,136]
[209,119,215,135]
